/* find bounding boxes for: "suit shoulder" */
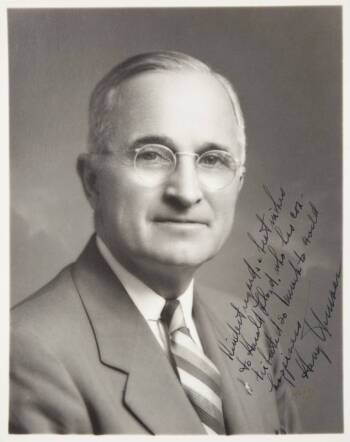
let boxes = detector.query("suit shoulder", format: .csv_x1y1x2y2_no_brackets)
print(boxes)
11,265,84,339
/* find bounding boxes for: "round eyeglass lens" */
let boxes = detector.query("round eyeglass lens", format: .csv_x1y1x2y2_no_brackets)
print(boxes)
134,144,175,186
197,151,237,190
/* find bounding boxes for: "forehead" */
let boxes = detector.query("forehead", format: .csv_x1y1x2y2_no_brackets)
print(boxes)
109,70,241,156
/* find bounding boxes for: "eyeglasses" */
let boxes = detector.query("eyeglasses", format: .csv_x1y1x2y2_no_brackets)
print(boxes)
133,144,245,191
94,143,245,191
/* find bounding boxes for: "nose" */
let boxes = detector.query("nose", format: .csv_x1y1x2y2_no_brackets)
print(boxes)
164,154,203,208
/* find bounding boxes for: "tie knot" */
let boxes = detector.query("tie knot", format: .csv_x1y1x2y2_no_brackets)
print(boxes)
161,299,187,334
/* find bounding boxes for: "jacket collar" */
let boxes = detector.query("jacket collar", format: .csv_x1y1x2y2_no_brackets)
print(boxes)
71,236,206,434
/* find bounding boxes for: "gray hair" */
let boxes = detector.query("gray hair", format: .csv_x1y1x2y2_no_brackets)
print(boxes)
88,51,246,161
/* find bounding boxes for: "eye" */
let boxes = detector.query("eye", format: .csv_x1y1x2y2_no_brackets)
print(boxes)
135,144,173,169
138,150,160,161
199,151,232,169
202,154,220,166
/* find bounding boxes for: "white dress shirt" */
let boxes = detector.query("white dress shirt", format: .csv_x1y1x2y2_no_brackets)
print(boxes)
96,236,203,353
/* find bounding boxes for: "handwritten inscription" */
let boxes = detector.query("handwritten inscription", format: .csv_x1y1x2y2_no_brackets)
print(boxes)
295,345,331,380
220,184,341,394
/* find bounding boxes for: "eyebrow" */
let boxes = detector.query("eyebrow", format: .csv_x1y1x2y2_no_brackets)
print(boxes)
129,135,233,154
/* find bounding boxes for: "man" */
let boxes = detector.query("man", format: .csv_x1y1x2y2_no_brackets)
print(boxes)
10,51,300,434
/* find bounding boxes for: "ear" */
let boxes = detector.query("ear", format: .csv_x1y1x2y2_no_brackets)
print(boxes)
77,153,100,210
237,166,246,192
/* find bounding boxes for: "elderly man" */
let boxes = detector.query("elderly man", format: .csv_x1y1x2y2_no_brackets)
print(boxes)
10,51,300,434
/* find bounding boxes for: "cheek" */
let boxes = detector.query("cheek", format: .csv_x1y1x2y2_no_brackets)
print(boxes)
210,191,239,240
217,209,235,243
98,174,153,232
212,191,237,222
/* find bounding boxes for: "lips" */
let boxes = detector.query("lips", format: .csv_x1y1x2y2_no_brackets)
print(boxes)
154,217,209,226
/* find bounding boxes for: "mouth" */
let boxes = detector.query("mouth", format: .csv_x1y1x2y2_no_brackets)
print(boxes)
153,217,209,230
154,217,209,225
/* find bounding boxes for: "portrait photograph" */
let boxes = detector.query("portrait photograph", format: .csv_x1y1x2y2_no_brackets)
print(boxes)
2,1,344,439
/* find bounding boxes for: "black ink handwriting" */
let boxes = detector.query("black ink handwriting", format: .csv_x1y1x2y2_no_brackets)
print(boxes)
295,345,331,379
302,201,319,246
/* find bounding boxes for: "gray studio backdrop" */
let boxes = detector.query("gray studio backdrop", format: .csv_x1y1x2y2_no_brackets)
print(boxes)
9,7,342,433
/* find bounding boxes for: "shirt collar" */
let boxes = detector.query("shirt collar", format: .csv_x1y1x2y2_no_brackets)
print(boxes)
96,236,194,324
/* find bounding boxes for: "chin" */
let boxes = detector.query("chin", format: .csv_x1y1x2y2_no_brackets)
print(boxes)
149,244,216,268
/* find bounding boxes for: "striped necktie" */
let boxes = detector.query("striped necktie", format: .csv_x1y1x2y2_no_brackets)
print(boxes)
161,299,226,435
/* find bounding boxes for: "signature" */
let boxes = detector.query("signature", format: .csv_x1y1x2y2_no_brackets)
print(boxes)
219,184,341,394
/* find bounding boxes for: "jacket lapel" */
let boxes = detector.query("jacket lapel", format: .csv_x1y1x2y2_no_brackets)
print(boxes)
71,237,205,434
193,290,262,434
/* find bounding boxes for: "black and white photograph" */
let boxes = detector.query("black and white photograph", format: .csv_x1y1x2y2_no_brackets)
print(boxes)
4,1,344,437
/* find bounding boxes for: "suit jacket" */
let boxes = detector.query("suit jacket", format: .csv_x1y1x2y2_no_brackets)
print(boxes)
10,236,301,434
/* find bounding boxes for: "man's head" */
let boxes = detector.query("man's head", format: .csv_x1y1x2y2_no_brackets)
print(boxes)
78,51,246,289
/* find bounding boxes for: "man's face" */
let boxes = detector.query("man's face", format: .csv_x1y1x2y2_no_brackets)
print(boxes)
87,70,244,274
